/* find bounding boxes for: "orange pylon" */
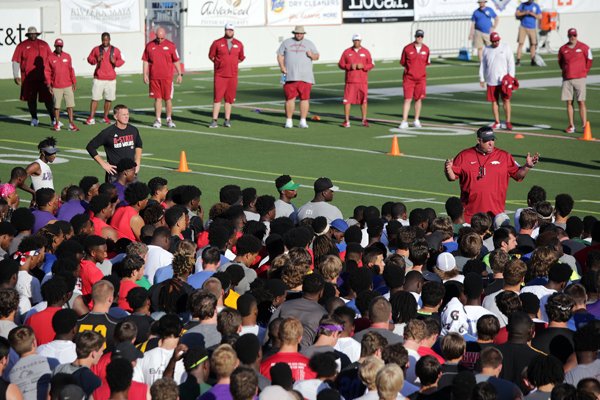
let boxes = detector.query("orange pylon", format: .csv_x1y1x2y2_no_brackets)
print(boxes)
387,135,403,156
177,151,191,172
579,121,594,141
514,133,525,139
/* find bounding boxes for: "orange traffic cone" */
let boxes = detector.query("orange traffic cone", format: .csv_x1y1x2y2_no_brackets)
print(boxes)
177,151,191,172
579,121,594,141
514,133,525,139
387,135,403,156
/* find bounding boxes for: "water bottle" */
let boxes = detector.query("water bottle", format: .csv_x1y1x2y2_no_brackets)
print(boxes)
280,73,287,85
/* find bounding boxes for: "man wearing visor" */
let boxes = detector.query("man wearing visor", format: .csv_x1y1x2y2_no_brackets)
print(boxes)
274,175,301,223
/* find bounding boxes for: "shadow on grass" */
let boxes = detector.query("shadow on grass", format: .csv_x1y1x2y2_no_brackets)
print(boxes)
514,155,600,171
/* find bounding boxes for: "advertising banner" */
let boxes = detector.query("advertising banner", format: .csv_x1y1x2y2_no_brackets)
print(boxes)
343,0,414,23
1,9,41,63
187,0,266,27
61,0,141,33
267,0,342,26
414,0,600,20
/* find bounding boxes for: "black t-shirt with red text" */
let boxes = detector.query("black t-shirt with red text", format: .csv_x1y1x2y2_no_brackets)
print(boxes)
86,124,143,166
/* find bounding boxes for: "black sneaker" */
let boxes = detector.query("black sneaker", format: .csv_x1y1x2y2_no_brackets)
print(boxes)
530,59,537,66
516,59,521,66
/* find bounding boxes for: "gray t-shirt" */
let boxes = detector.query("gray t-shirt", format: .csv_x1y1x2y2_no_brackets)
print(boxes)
564,359,600,386
277,38,319,84
297,201,343,223
184,323,222,349
9,354,55,400
270,297,328,348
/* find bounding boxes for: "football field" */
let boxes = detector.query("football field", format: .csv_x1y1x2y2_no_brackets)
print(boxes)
0,51,599,219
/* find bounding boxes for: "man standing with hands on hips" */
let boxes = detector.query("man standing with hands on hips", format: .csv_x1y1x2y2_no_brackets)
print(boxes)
86,104,143,183
208,23,246,129
444,126,539,224
142,27,183,129
338,34,374,128
277,26,319,129
469,0,498,62
85,32,125,126
479,32,515,130
558,28,593,134
399,29,430,129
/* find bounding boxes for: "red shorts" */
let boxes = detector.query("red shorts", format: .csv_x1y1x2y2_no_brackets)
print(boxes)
403,78,426,100
284,81,312,101
214,75,238,103
149,79,173,100
343,83,368,105
20,76,52,102
487,85,510,102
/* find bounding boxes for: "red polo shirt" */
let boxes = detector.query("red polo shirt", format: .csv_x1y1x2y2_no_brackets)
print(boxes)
142,39,180,80
451,146,520,223
26,306,62,345
338,46,374,84
208,37,245,78
558,41,593,80
12,39,53,80
45,51,76,89
400,43,430,81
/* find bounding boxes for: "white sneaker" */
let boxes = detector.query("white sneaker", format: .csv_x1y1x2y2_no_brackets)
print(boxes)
299,119,309,129
152,120,162,128
413,120,422,128
399,121,409,129
166,119,176,128
284,119,293,129
30,118,39,127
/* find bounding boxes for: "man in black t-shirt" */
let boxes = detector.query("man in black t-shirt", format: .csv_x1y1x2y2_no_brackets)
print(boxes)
86,104,143,182
76,280,118,350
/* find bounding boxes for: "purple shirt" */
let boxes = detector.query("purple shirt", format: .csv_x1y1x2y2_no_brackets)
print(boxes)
57,199,86,222
587,300,600,318
114,182,126,203
32,210,56,234
198,384,232,400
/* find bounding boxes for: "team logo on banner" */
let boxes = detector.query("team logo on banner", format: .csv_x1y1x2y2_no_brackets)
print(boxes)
272,0,285,12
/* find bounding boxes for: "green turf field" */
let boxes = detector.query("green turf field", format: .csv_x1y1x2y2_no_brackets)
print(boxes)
1,51,599,220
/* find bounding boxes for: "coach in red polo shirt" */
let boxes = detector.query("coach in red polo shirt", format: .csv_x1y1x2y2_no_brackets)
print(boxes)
338,34,374,128
399,29,430,130
208,23,246,129
142,27,183,129
558,28,593,134
444,126,539,223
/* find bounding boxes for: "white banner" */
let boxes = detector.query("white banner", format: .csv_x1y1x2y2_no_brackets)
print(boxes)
267,0,342,26
187,0,266,26
414,0,600,20
61,0,141,33
1,9,42,63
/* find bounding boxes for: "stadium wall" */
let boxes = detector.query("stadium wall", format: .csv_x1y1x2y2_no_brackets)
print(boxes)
0,1,598,80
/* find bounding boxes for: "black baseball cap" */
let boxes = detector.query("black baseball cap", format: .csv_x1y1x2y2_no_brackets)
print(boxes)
415,29,425,37
477,126,496,142
314,177,339,193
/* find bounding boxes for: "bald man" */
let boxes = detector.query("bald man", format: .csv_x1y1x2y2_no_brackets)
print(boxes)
142,27,183,129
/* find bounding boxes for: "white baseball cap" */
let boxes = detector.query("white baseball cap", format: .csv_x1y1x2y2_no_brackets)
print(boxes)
436,252,457,272
224,23,235,30
352,34,362,41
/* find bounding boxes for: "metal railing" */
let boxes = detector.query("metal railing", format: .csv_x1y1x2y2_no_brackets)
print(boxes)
411,16,472,57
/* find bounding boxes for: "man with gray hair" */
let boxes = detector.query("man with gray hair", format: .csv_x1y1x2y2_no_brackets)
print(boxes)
277,25,319,129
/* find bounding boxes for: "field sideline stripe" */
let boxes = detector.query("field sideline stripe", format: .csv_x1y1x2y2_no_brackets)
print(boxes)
1,141,598,214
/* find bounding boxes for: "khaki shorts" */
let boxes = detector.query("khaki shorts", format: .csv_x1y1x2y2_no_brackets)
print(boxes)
473,30,491,49
92,79,117,101
518,26,537,45
561,78,587,101
53,86,75,109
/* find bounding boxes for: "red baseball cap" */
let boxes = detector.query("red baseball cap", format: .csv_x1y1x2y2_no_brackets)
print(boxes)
568,28,577,37
490,32,501,42
54,38,64,47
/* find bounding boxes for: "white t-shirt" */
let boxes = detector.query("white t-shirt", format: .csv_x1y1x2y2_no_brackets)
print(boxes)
334,337,361,364
145,245,174,283
464,305,494,336
479,42,515,86
520,285,556,322
16,271,42,317
37,340,77,364
133,347,185,386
